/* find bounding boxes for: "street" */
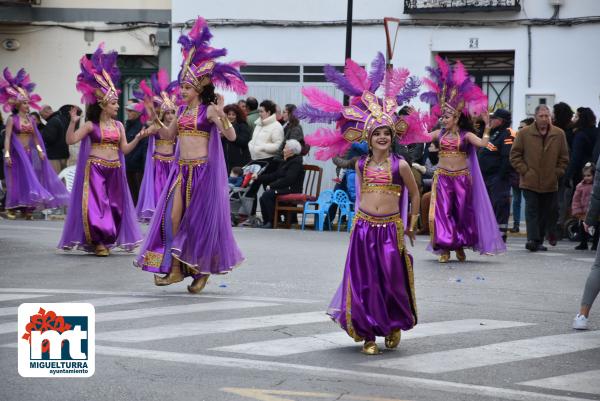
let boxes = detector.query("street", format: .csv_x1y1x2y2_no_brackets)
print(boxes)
0,219,599,401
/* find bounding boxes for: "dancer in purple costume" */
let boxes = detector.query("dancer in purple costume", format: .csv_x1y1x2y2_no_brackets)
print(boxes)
133,69,179,223
421,56,506,263
1,68,69,219
57,44,146,256
301,53,429,354
134,17,247,293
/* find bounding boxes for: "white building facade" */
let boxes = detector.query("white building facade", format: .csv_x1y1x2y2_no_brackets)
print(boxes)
171,0,600,190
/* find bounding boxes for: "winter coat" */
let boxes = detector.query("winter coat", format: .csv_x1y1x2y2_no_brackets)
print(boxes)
566,127,599,185
510,123,569,193
222,120,251,172
248,114,284,161
246,110,259,134
41,105,71,160
124,117,147,172
572,181,593,217
257,154,304,195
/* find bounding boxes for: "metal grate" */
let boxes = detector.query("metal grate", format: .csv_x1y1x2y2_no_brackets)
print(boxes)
404,0,521,14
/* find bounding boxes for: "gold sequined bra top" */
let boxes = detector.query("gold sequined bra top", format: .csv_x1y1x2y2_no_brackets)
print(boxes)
439,130,467,157
177,106,210,138
91,121,120,150
360,156,402,196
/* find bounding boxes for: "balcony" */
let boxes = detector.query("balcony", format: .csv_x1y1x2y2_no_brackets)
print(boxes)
404,0,521,14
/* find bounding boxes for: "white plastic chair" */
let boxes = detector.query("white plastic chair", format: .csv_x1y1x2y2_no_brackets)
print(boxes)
57,165,77,193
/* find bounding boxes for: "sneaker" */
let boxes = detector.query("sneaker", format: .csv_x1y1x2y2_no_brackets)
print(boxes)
572,314,588,330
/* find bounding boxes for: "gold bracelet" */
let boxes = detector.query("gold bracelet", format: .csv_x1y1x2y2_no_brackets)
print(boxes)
36,144,43,153
409,214,420,232
220,116,233,131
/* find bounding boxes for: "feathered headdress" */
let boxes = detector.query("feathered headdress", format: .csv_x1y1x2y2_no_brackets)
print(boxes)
76,43,121,106
420,55,488,119
178,17,247,95
298,52,430,160
0,68,42,112
133,69,180,125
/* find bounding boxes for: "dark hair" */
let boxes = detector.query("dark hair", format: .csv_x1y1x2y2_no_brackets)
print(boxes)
553,102,573,130
200,83,217,106
458,113,475,133
85,103,102,124
285,104,299,127
520,117,535,126
397,106,411,116
237,99,247,107
246,97,258,111
583,162,595,177
575,107,597,130
223,104,247,124
259,100,276,115
231,166,243,176
30,112,41,124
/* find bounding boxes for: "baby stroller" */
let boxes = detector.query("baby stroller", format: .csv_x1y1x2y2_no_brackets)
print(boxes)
229,160,269,227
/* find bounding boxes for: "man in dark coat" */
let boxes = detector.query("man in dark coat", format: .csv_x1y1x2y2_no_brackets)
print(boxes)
479,109,513,242
124,100,147,204
42,104,76,174
256,139,304,229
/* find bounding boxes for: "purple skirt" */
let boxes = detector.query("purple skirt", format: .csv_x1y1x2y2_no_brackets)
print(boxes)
137,152,175,222
327,210,417,342
429,168,478,252
83,157,127,248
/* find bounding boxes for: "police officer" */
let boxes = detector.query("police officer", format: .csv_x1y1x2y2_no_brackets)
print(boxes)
479,109,513,242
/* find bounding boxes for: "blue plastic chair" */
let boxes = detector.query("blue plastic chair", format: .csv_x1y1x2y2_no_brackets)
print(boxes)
333,190,355,232
301,190,334,231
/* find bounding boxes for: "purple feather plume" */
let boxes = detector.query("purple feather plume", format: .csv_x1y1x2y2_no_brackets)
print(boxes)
396,76,421,105
323,65,362,97
368,52,386,93
296,104,341,124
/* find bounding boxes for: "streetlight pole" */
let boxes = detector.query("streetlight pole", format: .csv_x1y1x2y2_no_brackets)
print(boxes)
344,0,353,106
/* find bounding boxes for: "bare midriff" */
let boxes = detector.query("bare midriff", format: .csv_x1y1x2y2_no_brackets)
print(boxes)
359,161,401,215
359,192,400,215
155,136,175,155
178,135,208,160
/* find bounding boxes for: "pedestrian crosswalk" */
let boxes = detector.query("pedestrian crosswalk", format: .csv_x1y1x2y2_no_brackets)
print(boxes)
1,288,599,399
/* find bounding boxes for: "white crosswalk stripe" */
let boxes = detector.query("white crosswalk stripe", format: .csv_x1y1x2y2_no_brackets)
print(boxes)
97,311,330,342
0,296,158,317
519,369,600,395
211,319,534,357
361,330,600,373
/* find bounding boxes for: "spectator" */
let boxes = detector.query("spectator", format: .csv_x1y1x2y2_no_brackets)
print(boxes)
245,99,285,219
277,104,304,160
237,99,248,114
41,104,75,174
566,107,599,187
554,102,575,150
510,104,569,252
256,139,304,229
553,102,575,239
572,158,600,330
222,104,251,172
479,109,513,241
40,105,53,122
510,117,534,233
415,141,439,234
246,96,259,133
30,111,45,132
572,163,598,250
124,99,147,204
228,166,244,189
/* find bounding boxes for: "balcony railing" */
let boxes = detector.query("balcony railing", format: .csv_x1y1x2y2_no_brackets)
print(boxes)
404,0,521,14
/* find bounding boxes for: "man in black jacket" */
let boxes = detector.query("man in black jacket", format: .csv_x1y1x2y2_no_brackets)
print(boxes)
256,139,304,229
42,104,76,173
479,109,513,241
124,100,147,204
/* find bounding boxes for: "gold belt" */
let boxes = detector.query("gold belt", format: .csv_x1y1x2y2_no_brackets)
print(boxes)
179,130,209,138
439,151,467,158
88,157,121,168
178,158,207,167
436,168,470,177
355,210,402,226
92,143,119,150
153,154,175,162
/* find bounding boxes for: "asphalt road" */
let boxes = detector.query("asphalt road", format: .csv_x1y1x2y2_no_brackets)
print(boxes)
0,219,598,401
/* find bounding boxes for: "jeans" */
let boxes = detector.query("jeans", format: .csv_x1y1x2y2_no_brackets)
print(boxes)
512,186,522,226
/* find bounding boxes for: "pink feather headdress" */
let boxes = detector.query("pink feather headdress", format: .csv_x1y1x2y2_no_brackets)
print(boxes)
178,17,247,95
76,43,120,106
132,69,180,125
298,52,429,160
0,68,42,112
420,55,488,119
